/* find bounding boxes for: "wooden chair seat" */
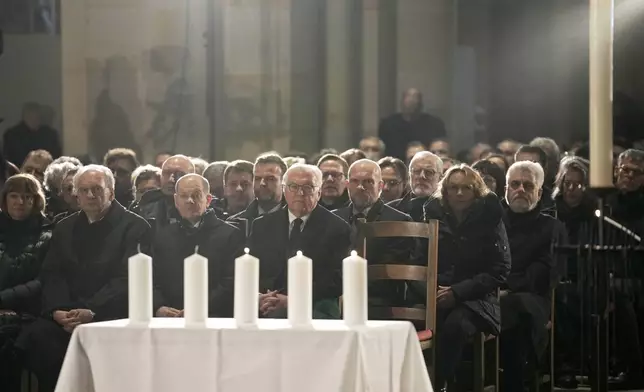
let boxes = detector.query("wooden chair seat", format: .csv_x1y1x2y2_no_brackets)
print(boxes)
418,329,433,350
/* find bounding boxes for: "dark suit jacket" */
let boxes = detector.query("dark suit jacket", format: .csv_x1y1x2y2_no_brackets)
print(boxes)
333,200,420,307
152,209,244,317
387,192,428,222
248,205,351,302
40,201,151,321
227,198,286,239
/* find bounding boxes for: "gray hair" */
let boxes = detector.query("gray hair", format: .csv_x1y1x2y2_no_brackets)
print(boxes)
507,161,545,189
409,151,444,173
191,157,209,175
51,156,82,167
283,163,323,187
530,137,560,161
617,148,644,166
73,164,115,192
44,161,82,192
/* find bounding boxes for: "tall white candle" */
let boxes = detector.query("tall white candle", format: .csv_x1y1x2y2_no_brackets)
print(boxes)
184,247,208,326
288,251,312,326
589,0,614,188
343,251,368,326
234,248,259,326
128,247,152,324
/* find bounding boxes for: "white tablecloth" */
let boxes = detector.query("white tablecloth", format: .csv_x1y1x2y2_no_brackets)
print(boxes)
56,318,432,392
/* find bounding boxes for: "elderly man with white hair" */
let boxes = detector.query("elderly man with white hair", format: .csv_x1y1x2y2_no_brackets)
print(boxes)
500,160,562,391
16,164,151,392
388,150,443,221
248,163,351,319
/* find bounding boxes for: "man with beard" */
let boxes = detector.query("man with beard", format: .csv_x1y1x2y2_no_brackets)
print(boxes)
248,164,350,319
388,151,442,221
153,174,244,318
16,165,151,392
333,159,418,308
103,148,139,207
316,154,350,210
221,160,255,218
131,154,195,230
500,161,559,391
228,154,286,238
514,145,556,216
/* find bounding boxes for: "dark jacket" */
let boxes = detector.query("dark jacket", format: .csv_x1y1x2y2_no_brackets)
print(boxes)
387,192,428,222
2,122,62,167
40,201,151,320
129,189,180,233
423,193,511,334
0,214,53,314
333,199,420,307
319,189,350,211
248,205,351,302
227,198,286,238
152,209,244,317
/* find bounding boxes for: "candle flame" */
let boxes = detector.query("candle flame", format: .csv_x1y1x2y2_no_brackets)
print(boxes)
244,247,250,254
296,250,303,256
351,250,357,257
595,209,601,218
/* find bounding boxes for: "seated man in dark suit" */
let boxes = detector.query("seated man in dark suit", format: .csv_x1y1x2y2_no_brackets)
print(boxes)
249,164,351,319
228,153,287,238
333,159,418,308
130,154,195,230
501,161,558,391
387,151,442,222
153,174,245,318
16,165,151,392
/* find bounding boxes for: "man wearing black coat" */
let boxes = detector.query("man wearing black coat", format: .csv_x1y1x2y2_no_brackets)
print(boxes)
501,161,560,391
387,151,442,222
153,174,244,318
249,164,351,319
228,153,287,238
16,165,151,392
333,159,418,308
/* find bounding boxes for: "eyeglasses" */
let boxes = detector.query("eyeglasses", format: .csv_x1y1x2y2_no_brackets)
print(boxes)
285,183,317,195
322,171,345,181
411,168,438,178
77,186,106,196
508,180,536,192
383,179,402,188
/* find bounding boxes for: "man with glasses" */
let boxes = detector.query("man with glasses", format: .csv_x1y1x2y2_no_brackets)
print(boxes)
228,154,287,238
316,154,350,210
152,174,244,318
17,165,151,392
248,164,350,319
130,154,195,230
388,151,442,221
500,161,560,391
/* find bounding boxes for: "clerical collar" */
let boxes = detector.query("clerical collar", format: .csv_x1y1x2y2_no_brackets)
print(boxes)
288,210,310,230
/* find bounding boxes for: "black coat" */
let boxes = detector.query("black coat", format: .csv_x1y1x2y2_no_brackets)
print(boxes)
248,205,351,301
0,214,52,314
378,112,446,162
39,201,151,320
333,199,420,307
319,189,350,211
129,189,180,233
227,199,286,239
2,122,62,167
423,193,511,334
387,192,428,222
152,210,244,317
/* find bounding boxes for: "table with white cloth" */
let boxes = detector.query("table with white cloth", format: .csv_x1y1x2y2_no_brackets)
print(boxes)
55,318,432,392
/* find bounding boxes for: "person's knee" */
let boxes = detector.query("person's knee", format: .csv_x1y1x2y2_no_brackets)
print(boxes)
441,308,478,341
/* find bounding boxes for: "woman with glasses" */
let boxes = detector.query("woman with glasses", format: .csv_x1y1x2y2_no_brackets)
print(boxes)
0,174,53,392
421,164,510,390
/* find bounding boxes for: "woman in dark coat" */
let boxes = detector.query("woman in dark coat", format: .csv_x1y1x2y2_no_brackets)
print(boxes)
0,174,53,391
423,164,511,390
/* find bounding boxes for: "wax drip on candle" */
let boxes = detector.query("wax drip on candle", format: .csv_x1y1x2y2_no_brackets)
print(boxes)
244,247,250,255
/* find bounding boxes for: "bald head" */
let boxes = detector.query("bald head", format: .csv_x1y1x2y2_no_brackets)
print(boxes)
161,155,196,195
347,159,383,211
349,159,382,181
175,173,210,194
174,174,212,223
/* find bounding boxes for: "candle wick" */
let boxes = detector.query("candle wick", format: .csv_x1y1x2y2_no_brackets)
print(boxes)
137,243,141,254
194,245,199,254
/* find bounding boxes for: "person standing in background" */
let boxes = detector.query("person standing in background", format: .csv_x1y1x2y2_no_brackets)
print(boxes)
3,103,61,167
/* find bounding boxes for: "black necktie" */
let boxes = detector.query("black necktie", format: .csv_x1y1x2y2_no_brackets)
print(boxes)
350,213,366,248
289,218,303,255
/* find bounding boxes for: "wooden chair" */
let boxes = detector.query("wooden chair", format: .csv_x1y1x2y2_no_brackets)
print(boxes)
471,291,500,392
356,220,439,380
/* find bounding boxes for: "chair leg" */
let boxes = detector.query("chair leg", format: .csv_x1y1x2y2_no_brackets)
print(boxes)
495,336,500,392
473,333,485,392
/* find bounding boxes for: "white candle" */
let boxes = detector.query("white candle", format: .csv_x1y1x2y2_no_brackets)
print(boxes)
184,247,208,326
589,0,614,188
234,248,259,326
343,251,368,326
128,247,152,324
288,251,312,326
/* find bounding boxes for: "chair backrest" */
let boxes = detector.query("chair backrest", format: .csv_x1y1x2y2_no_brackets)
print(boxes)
356,220,439,334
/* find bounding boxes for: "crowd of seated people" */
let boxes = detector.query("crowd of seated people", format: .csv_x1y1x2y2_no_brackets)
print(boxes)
0,130,643,392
